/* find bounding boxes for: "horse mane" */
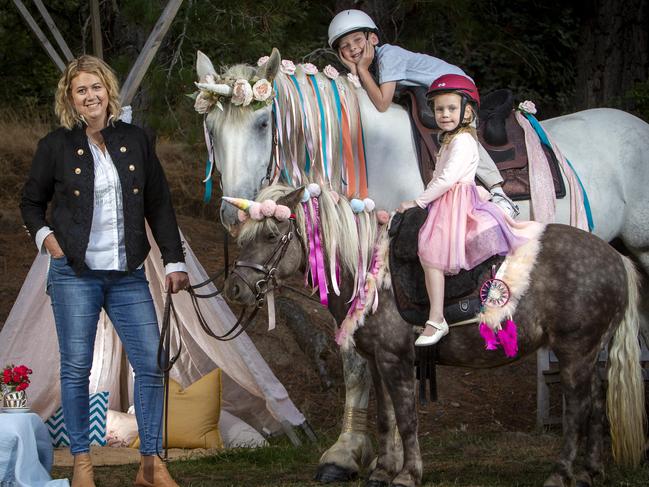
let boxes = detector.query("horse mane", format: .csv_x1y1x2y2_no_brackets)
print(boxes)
237,183,379,288
214,61,366,197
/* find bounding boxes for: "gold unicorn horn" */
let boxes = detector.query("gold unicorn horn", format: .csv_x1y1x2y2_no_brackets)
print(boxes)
222,197,254,211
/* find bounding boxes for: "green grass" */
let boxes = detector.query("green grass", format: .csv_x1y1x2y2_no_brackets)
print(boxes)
51,430,649,486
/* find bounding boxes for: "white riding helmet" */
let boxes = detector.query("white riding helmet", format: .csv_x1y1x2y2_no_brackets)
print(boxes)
328,9,378,48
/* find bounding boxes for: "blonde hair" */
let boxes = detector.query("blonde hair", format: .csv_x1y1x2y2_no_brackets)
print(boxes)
55,55,121,129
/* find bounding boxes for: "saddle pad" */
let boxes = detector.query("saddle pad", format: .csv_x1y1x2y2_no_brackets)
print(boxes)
389,208,504,326
397,87,566,202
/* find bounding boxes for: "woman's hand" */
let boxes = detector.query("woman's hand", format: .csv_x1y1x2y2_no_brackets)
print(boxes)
338,48,357,75
165,271,190,294
397,200,417,213
357,42,375,71
44,233,65,258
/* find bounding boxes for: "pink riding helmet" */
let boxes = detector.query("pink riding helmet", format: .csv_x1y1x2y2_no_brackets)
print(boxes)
426,74,480,107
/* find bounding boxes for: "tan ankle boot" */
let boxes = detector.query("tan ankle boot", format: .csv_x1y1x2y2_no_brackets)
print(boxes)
134,455,179,487
71,453,96,487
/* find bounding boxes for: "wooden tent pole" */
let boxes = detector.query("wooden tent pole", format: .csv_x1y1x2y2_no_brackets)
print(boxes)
33,0,74,62
90,0,103,59
12,0,66,72
119,0,184,106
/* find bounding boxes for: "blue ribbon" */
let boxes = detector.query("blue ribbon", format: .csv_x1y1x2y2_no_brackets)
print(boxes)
523,112,594,231
309,74,329,179
203,157,212,203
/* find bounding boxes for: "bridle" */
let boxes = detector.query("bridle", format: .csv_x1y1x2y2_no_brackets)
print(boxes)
231,217,305,309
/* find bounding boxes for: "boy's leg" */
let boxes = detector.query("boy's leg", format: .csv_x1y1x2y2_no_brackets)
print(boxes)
476,144,520,218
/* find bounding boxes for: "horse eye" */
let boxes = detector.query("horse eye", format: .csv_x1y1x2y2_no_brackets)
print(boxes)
258,119,269,130
267,232,278,242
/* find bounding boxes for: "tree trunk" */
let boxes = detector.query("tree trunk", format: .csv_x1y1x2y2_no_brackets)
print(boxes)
574,0,649,110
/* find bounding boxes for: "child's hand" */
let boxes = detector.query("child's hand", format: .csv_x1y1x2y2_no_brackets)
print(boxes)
397,200,417,213
338,48,357,75
357,42,375,71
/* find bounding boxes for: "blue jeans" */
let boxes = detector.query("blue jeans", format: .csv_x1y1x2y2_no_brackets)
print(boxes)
47,256,163,455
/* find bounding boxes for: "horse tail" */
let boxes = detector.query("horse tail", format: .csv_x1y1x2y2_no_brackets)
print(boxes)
606,255,647,466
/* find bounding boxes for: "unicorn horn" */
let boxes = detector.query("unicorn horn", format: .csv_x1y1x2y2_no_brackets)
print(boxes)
222,196,254,211
195,82,233,96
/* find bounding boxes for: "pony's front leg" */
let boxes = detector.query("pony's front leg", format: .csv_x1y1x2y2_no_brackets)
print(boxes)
365,359,404,487
315,346,374,483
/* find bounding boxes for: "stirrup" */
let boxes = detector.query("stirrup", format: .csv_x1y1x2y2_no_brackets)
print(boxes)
415,320,448,347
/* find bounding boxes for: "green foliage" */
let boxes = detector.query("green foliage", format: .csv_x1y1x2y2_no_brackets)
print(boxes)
626,80,649,121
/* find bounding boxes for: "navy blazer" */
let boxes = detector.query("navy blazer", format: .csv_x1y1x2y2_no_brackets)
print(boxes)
20,120,185,275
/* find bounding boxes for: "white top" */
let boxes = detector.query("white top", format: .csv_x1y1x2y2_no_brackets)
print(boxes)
35,140,185,275
376,44,470,88
415,132,479,208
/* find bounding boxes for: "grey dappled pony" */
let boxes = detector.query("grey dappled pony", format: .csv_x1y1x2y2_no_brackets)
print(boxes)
224,184,646,487
196,49,649,482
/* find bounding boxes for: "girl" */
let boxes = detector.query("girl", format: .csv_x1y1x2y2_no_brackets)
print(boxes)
396,75,536,346
328,9,519,218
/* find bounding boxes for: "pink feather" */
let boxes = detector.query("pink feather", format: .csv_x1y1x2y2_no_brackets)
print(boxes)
479,322,499,350
498,319,519,357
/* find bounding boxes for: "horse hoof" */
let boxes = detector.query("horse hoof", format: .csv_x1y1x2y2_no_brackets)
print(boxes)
364,480,389,487
314,463,358,483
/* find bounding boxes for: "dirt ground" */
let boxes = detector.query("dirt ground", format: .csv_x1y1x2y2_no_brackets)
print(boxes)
0,205,545,439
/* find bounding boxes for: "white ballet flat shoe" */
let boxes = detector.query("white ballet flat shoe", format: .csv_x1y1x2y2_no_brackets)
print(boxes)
415,320,449,347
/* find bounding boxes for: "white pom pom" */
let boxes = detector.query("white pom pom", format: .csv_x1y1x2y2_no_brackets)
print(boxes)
363,198,375,212
300,189,311,203
306,183,321,197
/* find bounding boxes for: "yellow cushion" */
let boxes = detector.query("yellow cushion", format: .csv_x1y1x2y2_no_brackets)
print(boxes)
131,369,223,449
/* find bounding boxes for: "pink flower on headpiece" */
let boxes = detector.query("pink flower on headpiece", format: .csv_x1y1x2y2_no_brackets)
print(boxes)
280,60,296,75
324,65,339,80
518,100,537,115
347,73,361,89
257,55,270,66
252,79,273,102
301,63,318,76
232,79,253,106
260,199,277,217
194,91,213,114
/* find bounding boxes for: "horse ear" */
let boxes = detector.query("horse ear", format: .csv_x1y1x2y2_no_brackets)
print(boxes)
196,50,217,80
257,48,281,83
277,186,305,210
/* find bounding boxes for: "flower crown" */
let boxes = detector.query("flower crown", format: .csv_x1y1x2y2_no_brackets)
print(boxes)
194,73,275,114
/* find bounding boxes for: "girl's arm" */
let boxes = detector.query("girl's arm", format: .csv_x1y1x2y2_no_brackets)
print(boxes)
415,136,475,207
357,43,395,112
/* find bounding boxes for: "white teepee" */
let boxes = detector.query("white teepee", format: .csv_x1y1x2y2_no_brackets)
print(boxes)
0,227,306,440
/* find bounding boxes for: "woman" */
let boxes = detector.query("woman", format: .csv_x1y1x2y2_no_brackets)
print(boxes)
20,55,188,487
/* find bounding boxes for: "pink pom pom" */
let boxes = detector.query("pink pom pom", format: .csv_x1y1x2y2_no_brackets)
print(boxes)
260,199,277,217
330,191,340,204
249,202,263,220
363,198,375,212
237,210,248,222
274,204,291,221
376,210,390,225
307,183,321,197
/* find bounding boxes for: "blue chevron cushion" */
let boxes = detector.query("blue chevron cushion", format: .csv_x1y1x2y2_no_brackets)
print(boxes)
45,391,109,447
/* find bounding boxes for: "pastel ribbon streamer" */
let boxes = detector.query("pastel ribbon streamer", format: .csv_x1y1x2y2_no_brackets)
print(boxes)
514,112,555,223
523,113,593,231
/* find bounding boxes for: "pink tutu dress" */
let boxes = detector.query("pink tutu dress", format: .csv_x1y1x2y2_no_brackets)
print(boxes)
417,132,538,274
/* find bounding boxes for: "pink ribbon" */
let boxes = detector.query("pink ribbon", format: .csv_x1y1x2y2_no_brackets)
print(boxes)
515,112,555,223
303,199,329,306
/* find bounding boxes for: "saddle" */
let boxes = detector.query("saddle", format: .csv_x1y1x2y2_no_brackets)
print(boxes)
388,207,504,326
397,87,566,200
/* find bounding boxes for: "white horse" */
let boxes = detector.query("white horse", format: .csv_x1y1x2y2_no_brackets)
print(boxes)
195,49,649,482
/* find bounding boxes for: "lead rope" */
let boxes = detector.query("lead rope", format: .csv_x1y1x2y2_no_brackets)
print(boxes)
156,289,182,462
